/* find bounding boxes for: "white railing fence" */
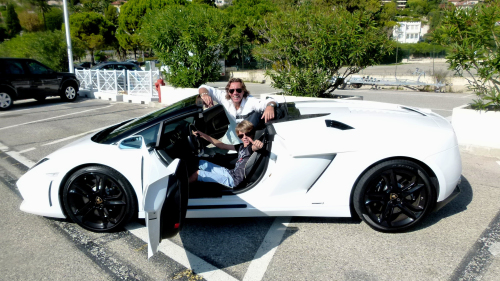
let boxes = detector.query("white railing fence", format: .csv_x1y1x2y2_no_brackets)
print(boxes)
75,69,160,97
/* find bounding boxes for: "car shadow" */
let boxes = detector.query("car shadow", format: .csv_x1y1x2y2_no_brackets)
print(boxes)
7,97,91,112
412,174,473,232
170,216,297,279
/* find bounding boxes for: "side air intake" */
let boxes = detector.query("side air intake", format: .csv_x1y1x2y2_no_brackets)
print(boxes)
325,120,354,130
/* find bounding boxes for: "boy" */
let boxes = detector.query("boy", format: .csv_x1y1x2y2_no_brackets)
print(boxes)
189,120,264,188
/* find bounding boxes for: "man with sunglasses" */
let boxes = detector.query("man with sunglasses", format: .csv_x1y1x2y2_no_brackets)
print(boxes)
198,78,278,144
188,120,264,188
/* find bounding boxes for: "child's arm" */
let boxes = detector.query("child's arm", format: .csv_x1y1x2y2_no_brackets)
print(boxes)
194,131,236,151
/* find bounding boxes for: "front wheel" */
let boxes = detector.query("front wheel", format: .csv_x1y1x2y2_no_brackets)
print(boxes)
353,160,435,232
60,83,78,102
62,166,137,232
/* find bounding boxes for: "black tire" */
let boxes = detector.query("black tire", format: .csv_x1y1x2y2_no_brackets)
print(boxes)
62,166,137,232
0,90,14,110
60,82,78,102
34,96,47,102
353,83,362,89
353,160,435,233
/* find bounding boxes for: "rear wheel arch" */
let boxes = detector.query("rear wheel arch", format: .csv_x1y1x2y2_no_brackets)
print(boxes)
349,157,439,221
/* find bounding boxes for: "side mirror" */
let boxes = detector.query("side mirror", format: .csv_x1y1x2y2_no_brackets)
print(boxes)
119,136,143,149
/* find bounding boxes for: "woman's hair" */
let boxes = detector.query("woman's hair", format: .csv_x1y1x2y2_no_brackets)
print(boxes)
225,78,250,100
235,120,254,136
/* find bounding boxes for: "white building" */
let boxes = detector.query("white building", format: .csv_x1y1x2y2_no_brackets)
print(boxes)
393,22,422,44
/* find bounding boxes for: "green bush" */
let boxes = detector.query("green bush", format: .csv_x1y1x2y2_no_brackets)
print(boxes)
435,3,500,111
141,4,230,88
253,3,392,97
0,30,71,71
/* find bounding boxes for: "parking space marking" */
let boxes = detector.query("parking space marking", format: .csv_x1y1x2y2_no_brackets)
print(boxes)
243,216,291,281
18,147,36,154
41,126,108,146
0,104,114,131
126,223,238,281
497,161,500,167
5,150,35,168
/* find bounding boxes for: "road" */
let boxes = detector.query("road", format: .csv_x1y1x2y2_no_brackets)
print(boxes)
1,89,499,281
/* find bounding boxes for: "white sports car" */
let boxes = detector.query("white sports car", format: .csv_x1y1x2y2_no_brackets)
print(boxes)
17,96,462,257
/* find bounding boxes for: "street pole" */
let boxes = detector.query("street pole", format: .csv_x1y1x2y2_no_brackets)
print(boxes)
62,0,74,73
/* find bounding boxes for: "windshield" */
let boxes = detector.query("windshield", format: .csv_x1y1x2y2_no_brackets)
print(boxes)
92,95,201,144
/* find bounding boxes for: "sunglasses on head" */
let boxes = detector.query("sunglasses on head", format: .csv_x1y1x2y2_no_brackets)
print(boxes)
228,88,243,94
237,132,253,139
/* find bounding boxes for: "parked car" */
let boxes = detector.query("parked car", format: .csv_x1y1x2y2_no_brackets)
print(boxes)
17,95,462,257
0,58,80,110
74,62,93,70
91,61,142,71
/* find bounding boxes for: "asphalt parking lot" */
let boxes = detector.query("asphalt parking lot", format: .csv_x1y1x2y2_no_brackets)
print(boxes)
0,87,499,281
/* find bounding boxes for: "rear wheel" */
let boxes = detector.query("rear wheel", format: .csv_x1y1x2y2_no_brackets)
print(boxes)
62,166,137,232
353,160,435,232
0,90,13,110
60,83,78,102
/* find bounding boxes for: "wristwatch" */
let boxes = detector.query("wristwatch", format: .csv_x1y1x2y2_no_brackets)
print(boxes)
267,103,275,107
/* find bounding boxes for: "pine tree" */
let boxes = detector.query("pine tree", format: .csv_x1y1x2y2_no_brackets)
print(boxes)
5,4,22,38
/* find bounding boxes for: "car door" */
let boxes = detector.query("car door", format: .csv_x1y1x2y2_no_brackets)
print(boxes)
136,123,189,258
25,60,60,97
1,60,31,98
198,104,230,140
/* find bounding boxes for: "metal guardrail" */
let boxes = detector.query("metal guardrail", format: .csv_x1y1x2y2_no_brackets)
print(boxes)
75,69,160,97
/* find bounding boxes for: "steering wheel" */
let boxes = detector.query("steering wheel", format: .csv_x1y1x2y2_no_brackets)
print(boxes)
187,124,202,155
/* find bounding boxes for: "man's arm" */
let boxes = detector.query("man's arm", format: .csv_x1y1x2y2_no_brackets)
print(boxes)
198,85,224,107
194,130,235,151
260,98,277,123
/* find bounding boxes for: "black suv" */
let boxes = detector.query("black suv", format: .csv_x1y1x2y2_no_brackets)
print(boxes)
0,58,80,110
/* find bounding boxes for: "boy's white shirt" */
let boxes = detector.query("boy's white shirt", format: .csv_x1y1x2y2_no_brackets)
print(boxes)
199,85,277,145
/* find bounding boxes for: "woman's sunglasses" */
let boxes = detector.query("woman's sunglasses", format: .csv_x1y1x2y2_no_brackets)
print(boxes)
238,132,253,139
228,88,243,94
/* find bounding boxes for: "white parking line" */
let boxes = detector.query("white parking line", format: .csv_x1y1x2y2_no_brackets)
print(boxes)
126,223,238,281
243,217,291,281
5,150,35,168
497,161,500,167
18,147,36,154
0,104,114,131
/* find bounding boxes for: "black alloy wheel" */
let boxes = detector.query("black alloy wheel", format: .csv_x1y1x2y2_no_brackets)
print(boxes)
353,160,435,233
63,166,137,232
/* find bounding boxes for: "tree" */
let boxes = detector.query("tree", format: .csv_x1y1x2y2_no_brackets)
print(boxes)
69,12,115,64
0,30,84,71
18,11,44,32
5,3,22,38
434,3,500,111
104,5,119,26
80,0,110,14
223,0,278,69
117,0,189,57
253,3,392,97
29,0,51,29
46,7,64,31
0,26,7,43
141,4,230,87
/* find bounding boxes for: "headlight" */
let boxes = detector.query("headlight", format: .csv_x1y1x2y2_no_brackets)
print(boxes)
29,158,49,171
